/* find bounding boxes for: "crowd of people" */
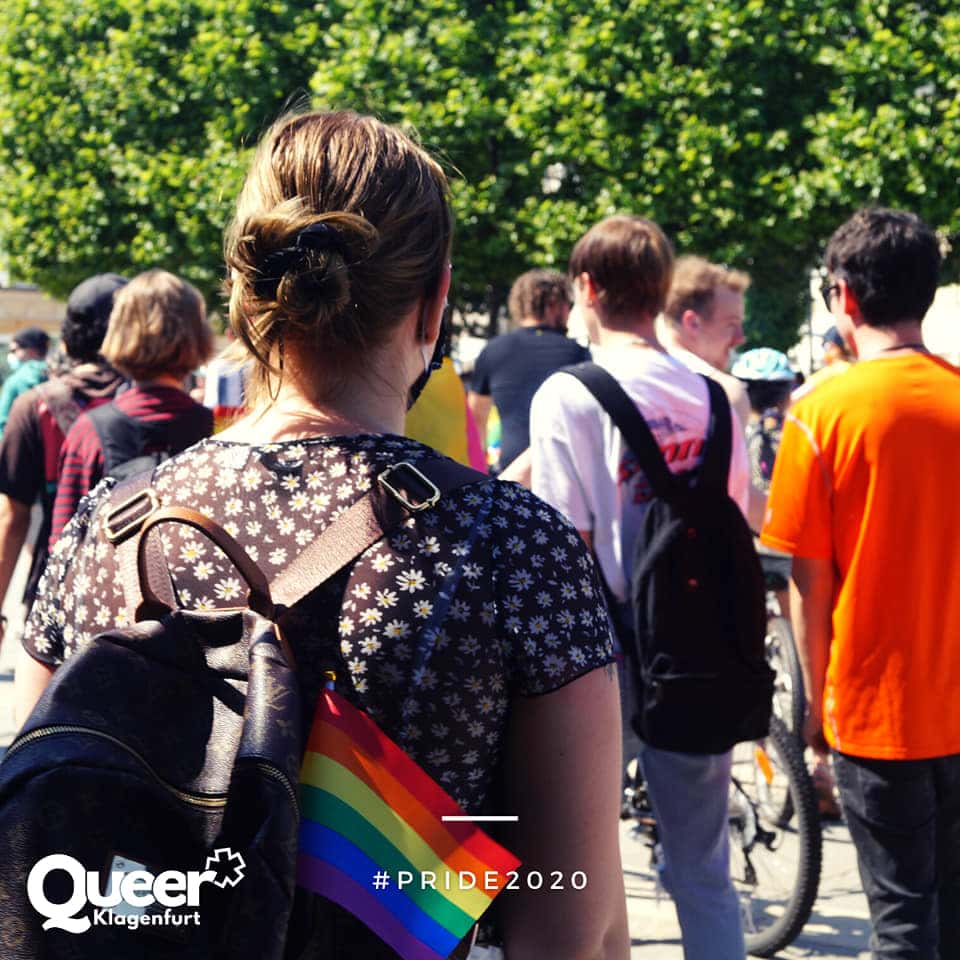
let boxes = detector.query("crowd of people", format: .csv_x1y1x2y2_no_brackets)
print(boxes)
0,108,957,960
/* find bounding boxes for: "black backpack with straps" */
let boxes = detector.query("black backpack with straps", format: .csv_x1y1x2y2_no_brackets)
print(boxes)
565,363,773,754
0,458,484,959
86,399,214,481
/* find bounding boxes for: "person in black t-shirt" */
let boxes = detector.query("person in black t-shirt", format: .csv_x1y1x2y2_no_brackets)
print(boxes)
468,270,589,474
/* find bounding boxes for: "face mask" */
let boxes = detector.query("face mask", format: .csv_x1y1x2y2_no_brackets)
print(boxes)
407,316,449,410
6,353,20,371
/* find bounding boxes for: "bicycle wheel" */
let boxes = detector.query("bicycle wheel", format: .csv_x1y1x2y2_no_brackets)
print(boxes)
729,717,822,957
766,615,805,736
765,616,804,824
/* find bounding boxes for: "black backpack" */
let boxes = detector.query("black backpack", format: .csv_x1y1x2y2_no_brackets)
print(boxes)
86,399,214,481
0,459,482,959
565,363,773,754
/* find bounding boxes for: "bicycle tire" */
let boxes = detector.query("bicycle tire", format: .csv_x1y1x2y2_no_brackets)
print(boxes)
765,616,804,824
730,717,822,957
766,615,805,736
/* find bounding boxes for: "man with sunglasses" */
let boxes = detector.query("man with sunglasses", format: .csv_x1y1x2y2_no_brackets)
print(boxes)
761,208,960,958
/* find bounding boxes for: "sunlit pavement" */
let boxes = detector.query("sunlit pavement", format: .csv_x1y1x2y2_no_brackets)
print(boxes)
622,816,872,958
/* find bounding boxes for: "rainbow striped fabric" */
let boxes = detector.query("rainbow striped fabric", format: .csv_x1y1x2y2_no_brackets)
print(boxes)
297,688,520,960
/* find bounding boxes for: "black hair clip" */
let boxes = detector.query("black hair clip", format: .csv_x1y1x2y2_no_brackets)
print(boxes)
293,222,346,254
254,222,347,299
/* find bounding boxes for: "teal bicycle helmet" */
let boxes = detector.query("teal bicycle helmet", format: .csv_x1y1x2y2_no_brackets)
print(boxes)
731,348,795,382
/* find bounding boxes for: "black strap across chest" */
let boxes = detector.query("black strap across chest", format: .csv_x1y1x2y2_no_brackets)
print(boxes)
562,361,732,497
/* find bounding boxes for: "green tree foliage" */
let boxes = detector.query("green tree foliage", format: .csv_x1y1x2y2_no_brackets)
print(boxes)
311,0,533,329
314,0,958,345
0,0,956,347
0,0,321,300
798,3,960,283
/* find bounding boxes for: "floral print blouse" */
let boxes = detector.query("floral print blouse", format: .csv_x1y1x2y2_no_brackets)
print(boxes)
24,434,614,811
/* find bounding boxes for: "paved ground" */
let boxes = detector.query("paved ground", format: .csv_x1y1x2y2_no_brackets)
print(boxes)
0,535,873,958
622,798,872,958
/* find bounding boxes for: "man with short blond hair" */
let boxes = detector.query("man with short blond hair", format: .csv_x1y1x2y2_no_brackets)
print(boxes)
659,255,751,425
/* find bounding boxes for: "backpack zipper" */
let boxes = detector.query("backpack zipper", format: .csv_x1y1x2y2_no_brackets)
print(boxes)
251,759,299,811
5,724,228,810
8,725,300,813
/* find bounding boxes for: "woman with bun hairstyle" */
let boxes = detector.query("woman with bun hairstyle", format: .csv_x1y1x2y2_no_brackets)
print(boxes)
16,111,628,959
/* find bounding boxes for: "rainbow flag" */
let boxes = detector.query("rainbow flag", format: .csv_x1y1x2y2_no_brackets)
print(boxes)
297,688,520,960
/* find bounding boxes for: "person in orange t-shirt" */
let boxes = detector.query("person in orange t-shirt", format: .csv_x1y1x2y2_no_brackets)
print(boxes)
761,208,960,959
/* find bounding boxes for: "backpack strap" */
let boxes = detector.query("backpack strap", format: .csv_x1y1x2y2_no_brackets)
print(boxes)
269,459,484,614
86,401,140,477
697,377,733,493
563,362,678,499
105,469,171,619
107,457,486,624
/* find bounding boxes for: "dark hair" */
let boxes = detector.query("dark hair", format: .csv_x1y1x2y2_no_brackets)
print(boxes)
12,327,49,354
225,110,452,403
744,379,793,415
507,270,570,325
568,215,674,320
61,273,128,362
824,208,940,327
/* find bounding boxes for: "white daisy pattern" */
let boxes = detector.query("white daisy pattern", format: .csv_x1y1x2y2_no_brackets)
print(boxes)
23,434,613,812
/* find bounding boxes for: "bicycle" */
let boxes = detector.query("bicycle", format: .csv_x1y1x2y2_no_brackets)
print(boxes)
622,716,823,957
759,555,805,739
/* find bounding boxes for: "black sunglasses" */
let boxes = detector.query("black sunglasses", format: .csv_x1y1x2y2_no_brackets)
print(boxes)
820,277,840,311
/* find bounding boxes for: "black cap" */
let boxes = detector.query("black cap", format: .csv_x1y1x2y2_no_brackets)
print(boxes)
12,326,50,354
65,273,128,330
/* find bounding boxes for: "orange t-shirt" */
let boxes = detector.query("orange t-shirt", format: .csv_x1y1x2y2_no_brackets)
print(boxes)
761,354,960,760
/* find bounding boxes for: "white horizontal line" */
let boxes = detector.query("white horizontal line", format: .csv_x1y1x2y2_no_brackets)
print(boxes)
441,815,519,822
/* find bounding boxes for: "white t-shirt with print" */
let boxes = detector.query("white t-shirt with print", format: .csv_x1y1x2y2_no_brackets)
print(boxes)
530,345,749,603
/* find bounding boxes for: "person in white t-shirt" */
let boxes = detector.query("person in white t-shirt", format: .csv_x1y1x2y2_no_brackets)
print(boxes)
530,215,749,960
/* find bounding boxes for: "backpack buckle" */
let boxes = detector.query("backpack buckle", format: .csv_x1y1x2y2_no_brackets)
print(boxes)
104,488,161,544
377,462,441,512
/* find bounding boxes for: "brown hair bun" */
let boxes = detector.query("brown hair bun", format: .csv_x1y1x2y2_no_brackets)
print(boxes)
224,110,452,403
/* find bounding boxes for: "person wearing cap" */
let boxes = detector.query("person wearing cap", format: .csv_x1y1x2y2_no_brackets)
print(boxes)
792,325,853,401
0,274,126,652
0,327,50,435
